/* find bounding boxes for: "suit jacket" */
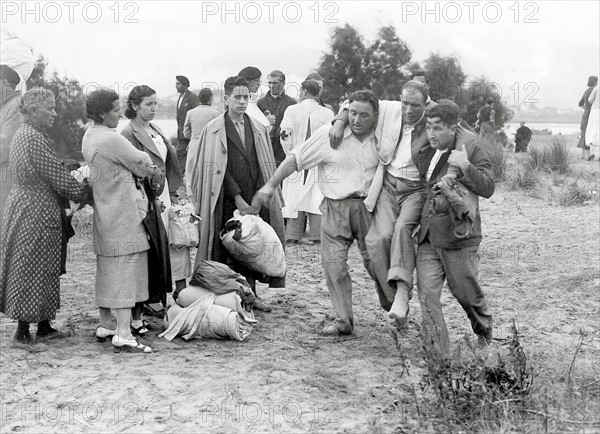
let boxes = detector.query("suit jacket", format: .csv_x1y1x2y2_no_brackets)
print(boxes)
418,128,495,249
120,118,182,204
176,90,199,140
188,112,284,261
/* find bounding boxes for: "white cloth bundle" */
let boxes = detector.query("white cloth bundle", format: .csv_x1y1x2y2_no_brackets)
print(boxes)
220,210,286,277
168,202,201,248
160,286,256,341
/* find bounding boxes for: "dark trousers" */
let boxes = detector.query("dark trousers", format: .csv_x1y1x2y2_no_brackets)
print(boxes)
176,139,190,178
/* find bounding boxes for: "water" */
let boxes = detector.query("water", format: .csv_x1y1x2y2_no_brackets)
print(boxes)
504,122,580,136
118,119,581,139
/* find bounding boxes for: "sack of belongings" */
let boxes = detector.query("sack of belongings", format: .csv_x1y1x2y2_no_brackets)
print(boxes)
168,202,201,248
219,210,286,277
160,286,256,341
158,259,258,341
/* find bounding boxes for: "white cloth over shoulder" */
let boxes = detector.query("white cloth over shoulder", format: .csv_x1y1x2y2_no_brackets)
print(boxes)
0,31,34,89
220,210,286,277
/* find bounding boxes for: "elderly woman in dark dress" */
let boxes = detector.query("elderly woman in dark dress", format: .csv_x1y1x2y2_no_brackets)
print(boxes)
82,89,160,353
0,88,90,344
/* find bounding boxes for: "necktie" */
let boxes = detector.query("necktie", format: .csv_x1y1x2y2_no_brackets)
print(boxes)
236,122,246,149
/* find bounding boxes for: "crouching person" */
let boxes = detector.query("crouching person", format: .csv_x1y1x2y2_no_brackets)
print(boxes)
417,103,494,357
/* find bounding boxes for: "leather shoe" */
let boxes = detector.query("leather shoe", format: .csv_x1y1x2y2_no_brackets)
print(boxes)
321,323,352,336
95,326,115,342
112,335,152,353
253,298,273,312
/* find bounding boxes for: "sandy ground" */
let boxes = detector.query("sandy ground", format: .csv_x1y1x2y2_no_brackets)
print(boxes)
1,144,599,433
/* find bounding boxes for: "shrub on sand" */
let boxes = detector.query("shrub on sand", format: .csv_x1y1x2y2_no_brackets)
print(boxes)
530,137,571,174
480,136,507,182
509,158,539,191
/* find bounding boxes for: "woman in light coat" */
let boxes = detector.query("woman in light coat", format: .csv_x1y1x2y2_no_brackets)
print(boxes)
82,89,159,353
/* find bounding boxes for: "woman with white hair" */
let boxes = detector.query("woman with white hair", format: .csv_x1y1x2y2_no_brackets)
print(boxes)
0,88,90,344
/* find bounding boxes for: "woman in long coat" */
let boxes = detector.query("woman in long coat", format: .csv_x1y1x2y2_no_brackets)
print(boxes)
0,88,89,344
82,89,158,353
120,85,188,319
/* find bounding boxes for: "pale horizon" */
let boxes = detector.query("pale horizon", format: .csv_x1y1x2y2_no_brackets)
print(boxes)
1,1,599,110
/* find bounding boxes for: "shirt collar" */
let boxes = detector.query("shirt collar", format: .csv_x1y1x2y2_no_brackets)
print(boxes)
343,125,376,143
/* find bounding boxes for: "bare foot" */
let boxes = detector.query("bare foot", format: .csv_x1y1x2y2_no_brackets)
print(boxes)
389,287,410,325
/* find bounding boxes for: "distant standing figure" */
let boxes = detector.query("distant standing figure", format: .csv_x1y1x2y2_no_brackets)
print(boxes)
305,72,335,113
184,88,220,198
175,75,199,177
585,83,599,161
476,98,496,139
577,76,598,159
514,121,532,153
257,70,297,166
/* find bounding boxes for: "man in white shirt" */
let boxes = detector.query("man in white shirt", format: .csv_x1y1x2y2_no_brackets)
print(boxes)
256,90,380,335
279,79,334,243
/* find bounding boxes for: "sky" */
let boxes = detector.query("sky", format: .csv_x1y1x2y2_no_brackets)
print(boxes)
1,0,599,109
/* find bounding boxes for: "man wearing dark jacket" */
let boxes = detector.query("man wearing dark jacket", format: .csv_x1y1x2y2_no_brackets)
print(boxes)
257,70,296,166
417,103,494,357
175,75,199,176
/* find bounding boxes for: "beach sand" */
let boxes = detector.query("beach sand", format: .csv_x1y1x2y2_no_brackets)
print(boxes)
1,135,598,432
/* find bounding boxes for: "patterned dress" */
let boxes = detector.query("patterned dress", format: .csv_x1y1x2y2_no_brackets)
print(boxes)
0,121,89,322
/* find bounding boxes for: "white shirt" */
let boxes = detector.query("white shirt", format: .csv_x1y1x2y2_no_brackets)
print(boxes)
426,149,448,181
292,124,379,200
387,124,420,180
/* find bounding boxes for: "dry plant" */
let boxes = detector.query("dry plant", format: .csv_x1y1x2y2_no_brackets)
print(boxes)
509,158,539,191
415,319,534,432
530,137,571,174
480,136,507,182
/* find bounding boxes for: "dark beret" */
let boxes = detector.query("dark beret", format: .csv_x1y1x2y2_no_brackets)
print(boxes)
237,66,262,81
176,75,190,87
0,65,20,85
